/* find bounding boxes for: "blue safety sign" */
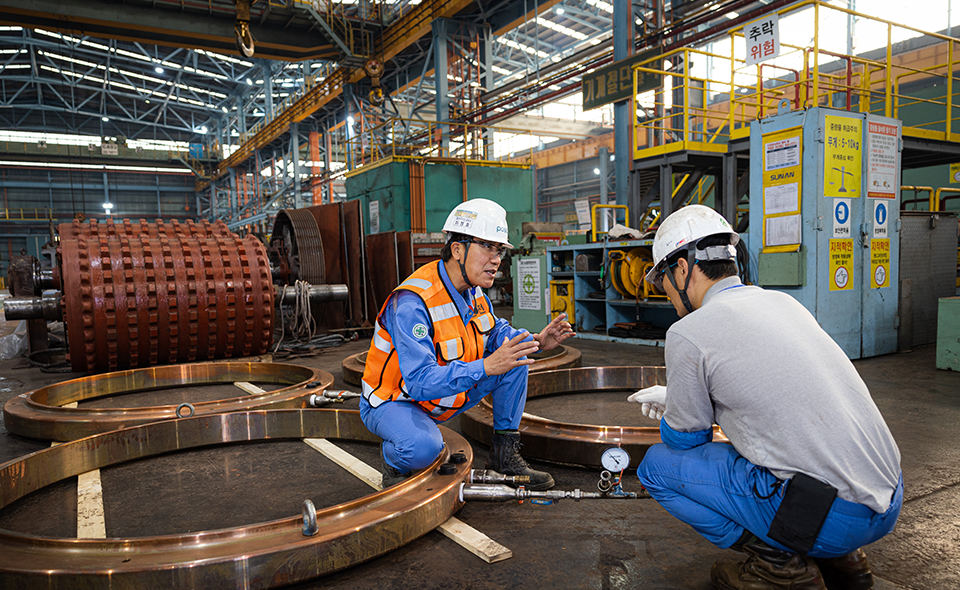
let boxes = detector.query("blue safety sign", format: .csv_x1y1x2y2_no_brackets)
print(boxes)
833,198,852,238
835,201,849,224
875,202,887,225
873,200,889,239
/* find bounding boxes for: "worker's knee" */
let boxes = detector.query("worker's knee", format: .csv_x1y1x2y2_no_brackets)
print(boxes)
636,443,671,491
391,432,444,472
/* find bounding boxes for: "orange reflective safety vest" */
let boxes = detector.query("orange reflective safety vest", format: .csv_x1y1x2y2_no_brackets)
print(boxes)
361,260,496,421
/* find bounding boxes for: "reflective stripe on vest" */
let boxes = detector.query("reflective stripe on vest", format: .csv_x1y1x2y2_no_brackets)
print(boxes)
360,260,495,421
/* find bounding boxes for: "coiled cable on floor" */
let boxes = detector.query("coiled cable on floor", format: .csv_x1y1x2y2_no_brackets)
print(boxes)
274,280,317,353
26,347,73,373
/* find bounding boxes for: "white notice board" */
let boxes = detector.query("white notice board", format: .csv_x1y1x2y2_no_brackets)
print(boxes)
517,258,542,311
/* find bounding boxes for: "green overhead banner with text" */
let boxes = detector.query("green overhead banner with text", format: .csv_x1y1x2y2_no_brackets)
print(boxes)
582,48,661,111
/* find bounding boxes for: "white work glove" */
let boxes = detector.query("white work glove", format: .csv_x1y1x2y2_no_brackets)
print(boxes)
627,385,667,420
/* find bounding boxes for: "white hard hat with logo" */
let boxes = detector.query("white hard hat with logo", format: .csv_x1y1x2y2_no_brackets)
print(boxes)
644,204,740,286
442,198,512,247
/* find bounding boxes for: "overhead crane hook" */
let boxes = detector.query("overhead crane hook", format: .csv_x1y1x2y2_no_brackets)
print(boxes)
235,0,257,58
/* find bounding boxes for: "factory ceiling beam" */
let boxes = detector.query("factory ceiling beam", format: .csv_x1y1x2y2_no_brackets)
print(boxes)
199,0,478,189
0,1,340,62
0,29,264,141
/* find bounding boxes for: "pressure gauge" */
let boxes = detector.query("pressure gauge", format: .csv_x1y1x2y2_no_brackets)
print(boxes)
600,447,631,472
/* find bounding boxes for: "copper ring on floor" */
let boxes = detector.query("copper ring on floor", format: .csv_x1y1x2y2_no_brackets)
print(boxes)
340,345,583,386
459,366,728,469
3,362,332,441
0,408,472,589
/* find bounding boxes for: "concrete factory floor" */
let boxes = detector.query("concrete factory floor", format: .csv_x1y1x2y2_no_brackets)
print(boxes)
0,309,958,589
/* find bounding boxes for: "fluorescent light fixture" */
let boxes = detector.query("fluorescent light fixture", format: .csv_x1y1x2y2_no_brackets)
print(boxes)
101,117,109,122
556,7,564,14
246,78,253,85
155,66,164,74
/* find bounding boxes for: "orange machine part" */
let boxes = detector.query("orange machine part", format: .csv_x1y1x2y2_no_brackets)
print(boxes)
59,234,274,373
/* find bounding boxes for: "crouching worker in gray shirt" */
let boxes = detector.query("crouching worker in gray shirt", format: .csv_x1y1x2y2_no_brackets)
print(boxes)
629,205,902,590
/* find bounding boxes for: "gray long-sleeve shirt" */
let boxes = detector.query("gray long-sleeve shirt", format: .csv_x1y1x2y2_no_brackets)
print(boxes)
663,276,901,513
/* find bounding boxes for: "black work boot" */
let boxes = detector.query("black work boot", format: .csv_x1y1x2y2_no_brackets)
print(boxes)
486,431,555,491
711,543,826,590
815,548,873,590
380,449,410,489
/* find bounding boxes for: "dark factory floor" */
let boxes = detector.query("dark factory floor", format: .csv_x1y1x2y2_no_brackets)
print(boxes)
0,311,958,590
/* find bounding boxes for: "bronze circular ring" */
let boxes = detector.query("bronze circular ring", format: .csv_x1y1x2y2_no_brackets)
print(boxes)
341,345,582,386
0,408,471,589
3,362,332,441
459,366,728,469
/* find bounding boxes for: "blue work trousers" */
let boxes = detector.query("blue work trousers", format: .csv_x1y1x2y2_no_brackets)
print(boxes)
359,364,528,473
637,442,902,558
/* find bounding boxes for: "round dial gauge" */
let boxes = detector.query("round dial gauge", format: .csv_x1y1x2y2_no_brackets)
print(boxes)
600,447,631,472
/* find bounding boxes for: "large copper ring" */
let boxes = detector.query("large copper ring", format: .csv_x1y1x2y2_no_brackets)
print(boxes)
0,409,471,588
460,366,728,468
3,362,331,441
341,345,582,386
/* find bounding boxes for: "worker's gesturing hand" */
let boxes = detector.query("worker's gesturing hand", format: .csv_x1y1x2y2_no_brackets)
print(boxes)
483,332,539,376
534,312,577,352
627,385,667,420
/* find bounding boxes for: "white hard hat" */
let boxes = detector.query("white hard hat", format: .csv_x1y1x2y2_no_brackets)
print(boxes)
644,205,739,285
442,198,512,247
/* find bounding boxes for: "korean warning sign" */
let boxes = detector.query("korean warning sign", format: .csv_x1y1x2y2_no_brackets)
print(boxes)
824,116,862,198
867,121,898,199
829,239,854,291
744,13,780,66
870,239,890,289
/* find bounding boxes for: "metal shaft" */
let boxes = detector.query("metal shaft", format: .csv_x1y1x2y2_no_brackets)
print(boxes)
308,390,362,407
38,268,56,290
277,284,349,305
2,294,63,321
459,483,605,503
469,469,531,485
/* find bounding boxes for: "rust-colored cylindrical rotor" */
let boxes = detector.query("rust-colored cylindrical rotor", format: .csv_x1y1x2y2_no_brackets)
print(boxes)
0,409,471,589
3,362,331,441
59,233,274,373
460,366,728,468
58,217,233,239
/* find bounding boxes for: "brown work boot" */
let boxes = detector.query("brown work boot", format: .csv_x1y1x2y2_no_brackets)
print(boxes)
815,548,873,590
486,431,555,490
711,543,826,590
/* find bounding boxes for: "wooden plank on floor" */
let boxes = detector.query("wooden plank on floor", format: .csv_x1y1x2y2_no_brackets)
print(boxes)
76,469,106,539
304,437,381,488
55,401,107,539
303,437,512,563
234,381,266,395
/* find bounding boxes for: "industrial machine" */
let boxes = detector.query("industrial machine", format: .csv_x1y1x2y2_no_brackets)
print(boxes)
748,105,901,359
4,217,348,373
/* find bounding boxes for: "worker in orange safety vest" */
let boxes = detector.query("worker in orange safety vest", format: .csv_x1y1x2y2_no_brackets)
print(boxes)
360,198,576,490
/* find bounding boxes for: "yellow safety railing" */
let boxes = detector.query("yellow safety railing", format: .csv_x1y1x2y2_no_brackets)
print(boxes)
591,204,629,242
633,0,960,160
900,185,934,210
637,174,714,231
1,208,54,220
344,118,537,169
934,187,960,212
